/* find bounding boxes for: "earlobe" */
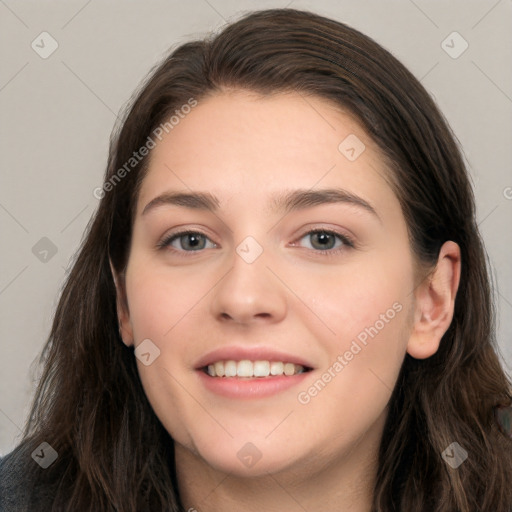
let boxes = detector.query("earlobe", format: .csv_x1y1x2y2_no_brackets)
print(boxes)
109,259,134,347
406,241,461,360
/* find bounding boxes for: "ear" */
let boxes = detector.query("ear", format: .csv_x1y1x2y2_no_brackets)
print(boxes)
407,241,461,359
109,259,134,347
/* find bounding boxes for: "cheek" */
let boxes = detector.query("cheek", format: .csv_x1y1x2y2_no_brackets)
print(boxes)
293,250,413,410
125,263,211,342
293,249,413,345
124,264,209,445
296,278,410,449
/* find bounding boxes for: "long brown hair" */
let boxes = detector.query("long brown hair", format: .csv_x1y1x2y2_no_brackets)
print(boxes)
9,8,512,511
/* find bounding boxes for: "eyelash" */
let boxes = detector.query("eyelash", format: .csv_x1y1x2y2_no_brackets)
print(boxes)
157,228,355,257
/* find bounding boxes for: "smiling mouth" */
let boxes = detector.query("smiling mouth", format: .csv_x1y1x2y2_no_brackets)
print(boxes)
201,359,314,378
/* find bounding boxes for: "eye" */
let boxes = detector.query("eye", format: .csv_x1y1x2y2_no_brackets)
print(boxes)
294,229,354,254
158,230,217,252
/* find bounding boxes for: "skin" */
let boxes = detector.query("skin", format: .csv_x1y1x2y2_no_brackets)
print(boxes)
112,90,461,512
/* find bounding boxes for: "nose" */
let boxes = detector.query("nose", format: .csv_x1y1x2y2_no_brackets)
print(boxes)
209,246,288,326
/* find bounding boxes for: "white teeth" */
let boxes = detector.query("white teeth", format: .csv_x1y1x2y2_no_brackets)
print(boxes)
284,363,295,376
214,361,224,376
253,360,270,377
237,360,253,377
204,360,306,378
270,361,284,375
224,360,237,377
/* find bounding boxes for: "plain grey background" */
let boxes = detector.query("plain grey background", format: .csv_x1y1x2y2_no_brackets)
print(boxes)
1,0,511,456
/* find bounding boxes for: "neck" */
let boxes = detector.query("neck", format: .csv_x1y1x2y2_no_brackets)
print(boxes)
174,413,385,512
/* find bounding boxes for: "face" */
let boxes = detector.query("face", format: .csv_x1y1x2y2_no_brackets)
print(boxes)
116,90,419,478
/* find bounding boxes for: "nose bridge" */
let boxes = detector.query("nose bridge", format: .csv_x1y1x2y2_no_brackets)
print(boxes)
209,235,287,323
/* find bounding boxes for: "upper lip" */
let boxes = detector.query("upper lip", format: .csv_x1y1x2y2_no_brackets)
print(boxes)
194,346,315,370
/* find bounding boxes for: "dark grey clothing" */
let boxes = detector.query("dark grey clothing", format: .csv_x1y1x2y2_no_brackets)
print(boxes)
0,447,56,511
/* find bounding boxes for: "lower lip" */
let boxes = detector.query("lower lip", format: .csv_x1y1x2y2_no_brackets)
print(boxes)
196,369,312,399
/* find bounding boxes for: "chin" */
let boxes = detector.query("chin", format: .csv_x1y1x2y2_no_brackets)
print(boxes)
192,437,301,477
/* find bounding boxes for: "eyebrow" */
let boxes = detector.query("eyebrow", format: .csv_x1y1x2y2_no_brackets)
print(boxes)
142,188,380,222
142,191,220,215
270,188,380,221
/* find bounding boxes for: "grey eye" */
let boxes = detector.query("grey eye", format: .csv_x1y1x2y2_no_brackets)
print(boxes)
162,232,216,251
299,231,345,251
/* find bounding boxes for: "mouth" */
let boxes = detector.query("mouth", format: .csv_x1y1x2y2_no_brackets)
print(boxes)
200,360,314,379
194,347,315,398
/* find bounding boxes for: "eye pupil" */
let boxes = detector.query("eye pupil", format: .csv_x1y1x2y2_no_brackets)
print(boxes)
182,233,205,250
311,232,335,250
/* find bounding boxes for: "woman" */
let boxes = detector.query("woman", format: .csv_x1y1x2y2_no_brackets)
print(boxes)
1,7,511,512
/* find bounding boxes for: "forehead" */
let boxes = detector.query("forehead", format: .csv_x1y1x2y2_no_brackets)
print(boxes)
136,90,397,218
